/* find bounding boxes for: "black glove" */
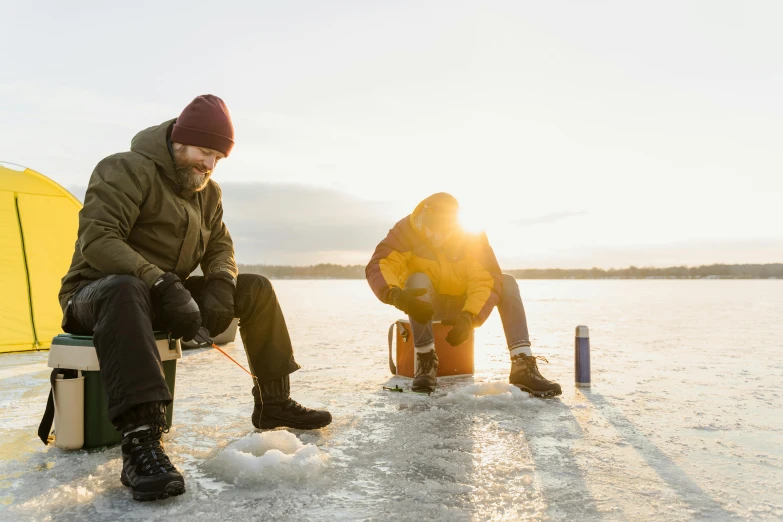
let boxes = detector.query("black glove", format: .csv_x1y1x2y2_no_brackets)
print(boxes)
386,287,434,324
150,272,202,342
444,311,474,346
200,271,236,337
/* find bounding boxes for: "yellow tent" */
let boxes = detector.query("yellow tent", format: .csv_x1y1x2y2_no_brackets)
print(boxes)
1,162,81,353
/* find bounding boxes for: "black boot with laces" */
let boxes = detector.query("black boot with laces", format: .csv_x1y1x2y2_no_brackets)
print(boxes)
509,354,562,398
118,403,184,501
252,376,332,430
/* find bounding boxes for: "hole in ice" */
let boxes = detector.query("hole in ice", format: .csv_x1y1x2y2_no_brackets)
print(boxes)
204,430,328,485
460,381,530,398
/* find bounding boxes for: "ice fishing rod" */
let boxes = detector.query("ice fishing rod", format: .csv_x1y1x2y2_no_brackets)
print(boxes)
382,384,434,396
193,327,261,392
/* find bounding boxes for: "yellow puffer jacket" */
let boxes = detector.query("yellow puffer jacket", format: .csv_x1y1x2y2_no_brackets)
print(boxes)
365,193,502,326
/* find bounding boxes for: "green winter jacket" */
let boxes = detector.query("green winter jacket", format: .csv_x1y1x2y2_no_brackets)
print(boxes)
59,119,237,310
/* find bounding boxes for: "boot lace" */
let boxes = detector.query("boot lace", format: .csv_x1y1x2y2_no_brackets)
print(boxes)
513,354,549,380
129,429,176,476
281,398,314,415
416,351,436,376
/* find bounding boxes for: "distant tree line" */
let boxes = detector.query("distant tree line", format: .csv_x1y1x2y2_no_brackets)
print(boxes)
239,263,366,279
238,263,783,280
504,264,783,279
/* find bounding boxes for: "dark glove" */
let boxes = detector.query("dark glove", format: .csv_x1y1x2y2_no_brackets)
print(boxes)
150,272,201,342
386,287,434,324
443,311,474,346
200,271,236,337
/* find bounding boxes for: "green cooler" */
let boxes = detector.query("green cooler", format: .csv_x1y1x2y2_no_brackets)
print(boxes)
47,332,181,449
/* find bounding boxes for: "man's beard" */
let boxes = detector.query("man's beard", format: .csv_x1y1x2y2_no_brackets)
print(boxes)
172,151,212,196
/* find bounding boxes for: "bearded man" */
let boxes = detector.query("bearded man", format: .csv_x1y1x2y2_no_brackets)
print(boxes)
59,95,331,501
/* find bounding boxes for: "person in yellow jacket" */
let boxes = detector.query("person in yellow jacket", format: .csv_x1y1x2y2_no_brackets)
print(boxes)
366,192,561,396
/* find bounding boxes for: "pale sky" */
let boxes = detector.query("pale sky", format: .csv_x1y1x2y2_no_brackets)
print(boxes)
2,1,781,268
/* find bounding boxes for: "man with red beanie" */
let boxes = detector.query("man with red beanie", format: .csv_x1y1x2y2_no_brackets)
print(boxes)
58,95,331,501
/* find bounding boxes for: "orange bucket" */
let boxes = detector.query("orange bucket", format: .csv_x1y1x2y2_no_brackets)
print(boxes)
387,319,474,377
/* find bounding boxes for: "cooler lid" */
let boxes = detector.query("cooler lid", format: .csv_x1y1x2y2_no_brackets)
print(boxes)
48,333,181,370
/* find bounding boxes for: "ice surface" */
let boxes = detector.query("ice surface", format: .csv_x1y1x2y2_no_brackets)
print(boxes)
1,280,782,521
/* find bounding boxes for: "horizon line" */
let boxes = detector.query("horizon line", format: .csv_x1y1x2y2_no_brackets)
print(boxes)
236,262,783,270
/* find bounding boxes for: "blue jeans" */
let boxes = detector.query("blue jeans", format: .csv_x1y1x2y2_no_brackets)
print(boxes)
405,273,531,350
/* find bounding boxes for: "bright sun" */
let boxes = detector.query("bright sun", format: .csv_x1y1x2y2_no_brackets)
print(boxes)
458,205,488,234
456,201,519,260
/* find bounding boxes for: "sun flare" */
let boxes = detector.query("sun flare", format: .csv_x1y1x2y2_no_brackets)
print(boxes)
458,206,488,234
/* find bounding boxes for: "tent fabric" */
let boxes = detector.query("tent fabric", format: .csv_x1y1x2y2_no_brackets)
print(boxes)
0,163,81,353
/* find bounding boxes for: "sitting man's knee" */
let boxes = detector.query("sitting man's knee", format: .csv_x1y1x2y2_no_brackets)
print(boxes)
502,273,519,292
107,275,149,296
88,275,150,310
237,273,271,291
405,272,431,290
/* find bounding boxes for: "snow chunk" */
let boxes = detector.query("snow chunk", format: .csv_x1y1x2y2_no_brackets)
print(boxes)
204,431,328,485
444,380,534,404
464,381,525,397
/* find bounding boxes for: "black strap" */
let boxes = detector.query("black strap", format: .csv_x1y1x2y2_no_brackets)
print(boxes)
388,322,397,375
38,368,77,445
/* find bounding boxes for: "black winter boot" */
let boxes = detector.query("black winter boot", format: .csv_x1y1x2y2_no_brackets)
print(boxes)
509,354,562,397
252,376,332,430
412,349,438,392
117,402,185,501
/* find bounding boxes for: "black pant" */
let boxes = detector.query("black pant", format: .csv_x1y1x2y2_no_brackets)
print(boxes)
63,274,300,423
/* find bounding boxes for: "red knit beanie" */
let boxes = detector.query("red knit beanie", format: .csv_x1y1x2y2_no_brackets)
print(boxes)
171,95,234,157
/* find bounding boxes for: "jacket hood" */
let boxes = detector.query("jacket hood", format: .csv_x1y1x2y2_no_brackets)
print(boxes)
130,119,178,184
409,192,460,234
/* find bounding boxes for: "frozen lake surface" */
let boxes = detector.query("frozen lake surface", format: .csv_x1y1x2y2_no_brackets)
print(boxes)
1,280,781,521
